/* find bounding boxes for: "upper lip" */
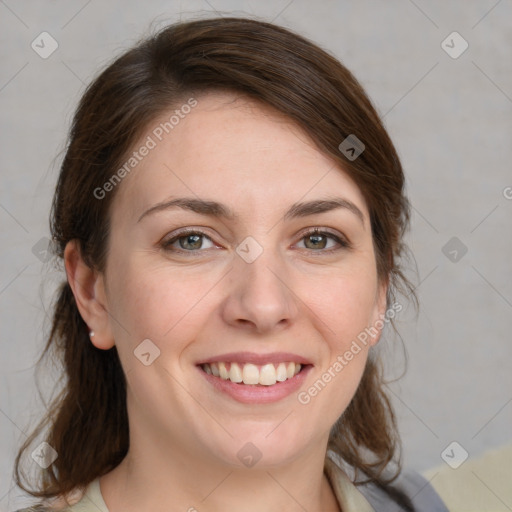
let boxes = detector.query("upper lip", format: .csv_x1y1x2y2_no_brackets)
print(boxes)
197,352,312,366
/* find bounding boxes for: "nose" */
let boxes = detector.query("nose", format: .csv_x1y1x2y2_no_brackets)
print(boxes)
220,250,299,334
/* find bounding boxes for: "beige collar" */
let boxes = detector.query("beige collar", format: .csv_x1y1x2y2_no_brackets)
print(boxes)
324,456,376,512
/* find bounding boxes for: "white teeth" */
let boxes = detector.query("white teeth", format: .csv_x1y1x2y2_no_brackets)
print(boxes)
242,363,259,385
276,362,287,382
218,362,229,380
203,361,303,385
259,364,277,386
229,362,243,383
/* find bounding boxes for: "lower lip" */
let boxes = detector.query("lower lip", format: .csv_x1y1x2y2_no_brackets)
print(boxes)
197,365,312,404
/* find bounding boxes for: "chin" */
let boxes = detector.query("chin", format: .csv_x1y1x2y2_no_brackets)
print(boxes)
206,426,315,470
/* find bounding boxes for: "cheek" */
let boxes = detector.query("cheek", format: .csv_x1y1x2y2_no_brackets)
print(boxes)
300,267,379,349
105,254,222,355
296,272,376,424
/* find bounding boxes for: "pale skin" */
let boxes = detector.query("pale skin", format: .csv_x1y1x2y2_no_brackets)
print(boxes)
65,91,387,512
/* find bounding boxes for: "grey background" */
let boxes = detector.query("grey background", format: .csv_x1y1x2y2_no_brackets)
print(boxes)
1,0,511,509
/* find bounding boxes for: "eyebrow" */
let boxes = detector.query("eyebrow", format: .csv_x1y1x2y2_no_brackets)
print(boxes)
137,196,365,225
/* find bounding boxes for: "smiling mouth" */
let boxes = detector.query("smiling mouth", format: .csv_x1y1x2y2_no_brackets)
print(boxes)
200,361,306,386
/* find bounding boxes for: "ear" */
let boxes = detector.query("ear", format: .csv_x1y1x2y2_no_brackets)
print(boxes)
368,279,389,347
64,239,115,350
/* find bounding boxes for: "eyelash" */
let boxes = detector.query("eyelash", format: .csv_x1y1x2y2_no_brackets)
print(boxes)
160,227,350,255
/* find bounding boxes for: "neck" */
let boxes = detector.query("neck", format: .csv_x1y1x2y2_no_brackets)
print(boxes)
99,433,340,512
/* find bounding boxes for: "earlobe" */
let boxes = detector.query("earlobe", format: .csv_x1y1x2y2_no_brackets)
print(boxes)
64,240,115,350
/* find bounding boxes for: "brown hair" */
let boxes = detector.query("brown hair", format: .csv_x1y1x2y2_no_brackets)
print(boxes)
15,15,415,505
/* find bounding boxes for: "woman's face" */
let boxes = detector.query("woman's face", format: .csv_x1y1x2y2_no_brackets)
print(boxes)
97,91,387,468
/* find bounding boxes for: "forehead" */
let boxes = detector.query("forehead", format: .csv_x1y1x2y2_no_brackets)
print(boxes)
109,91,368,225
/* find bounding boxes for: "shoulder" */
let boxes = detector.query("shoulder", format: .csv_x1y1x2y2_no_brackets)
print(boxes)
325,451,448,512
12,481,93,512
12,499,76,512
357,468,449,512
13,508,55,512
13,506,72,512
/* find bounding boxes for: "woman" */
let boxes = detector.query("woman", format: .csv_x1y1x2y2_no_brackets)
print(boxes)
14,16,448,512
